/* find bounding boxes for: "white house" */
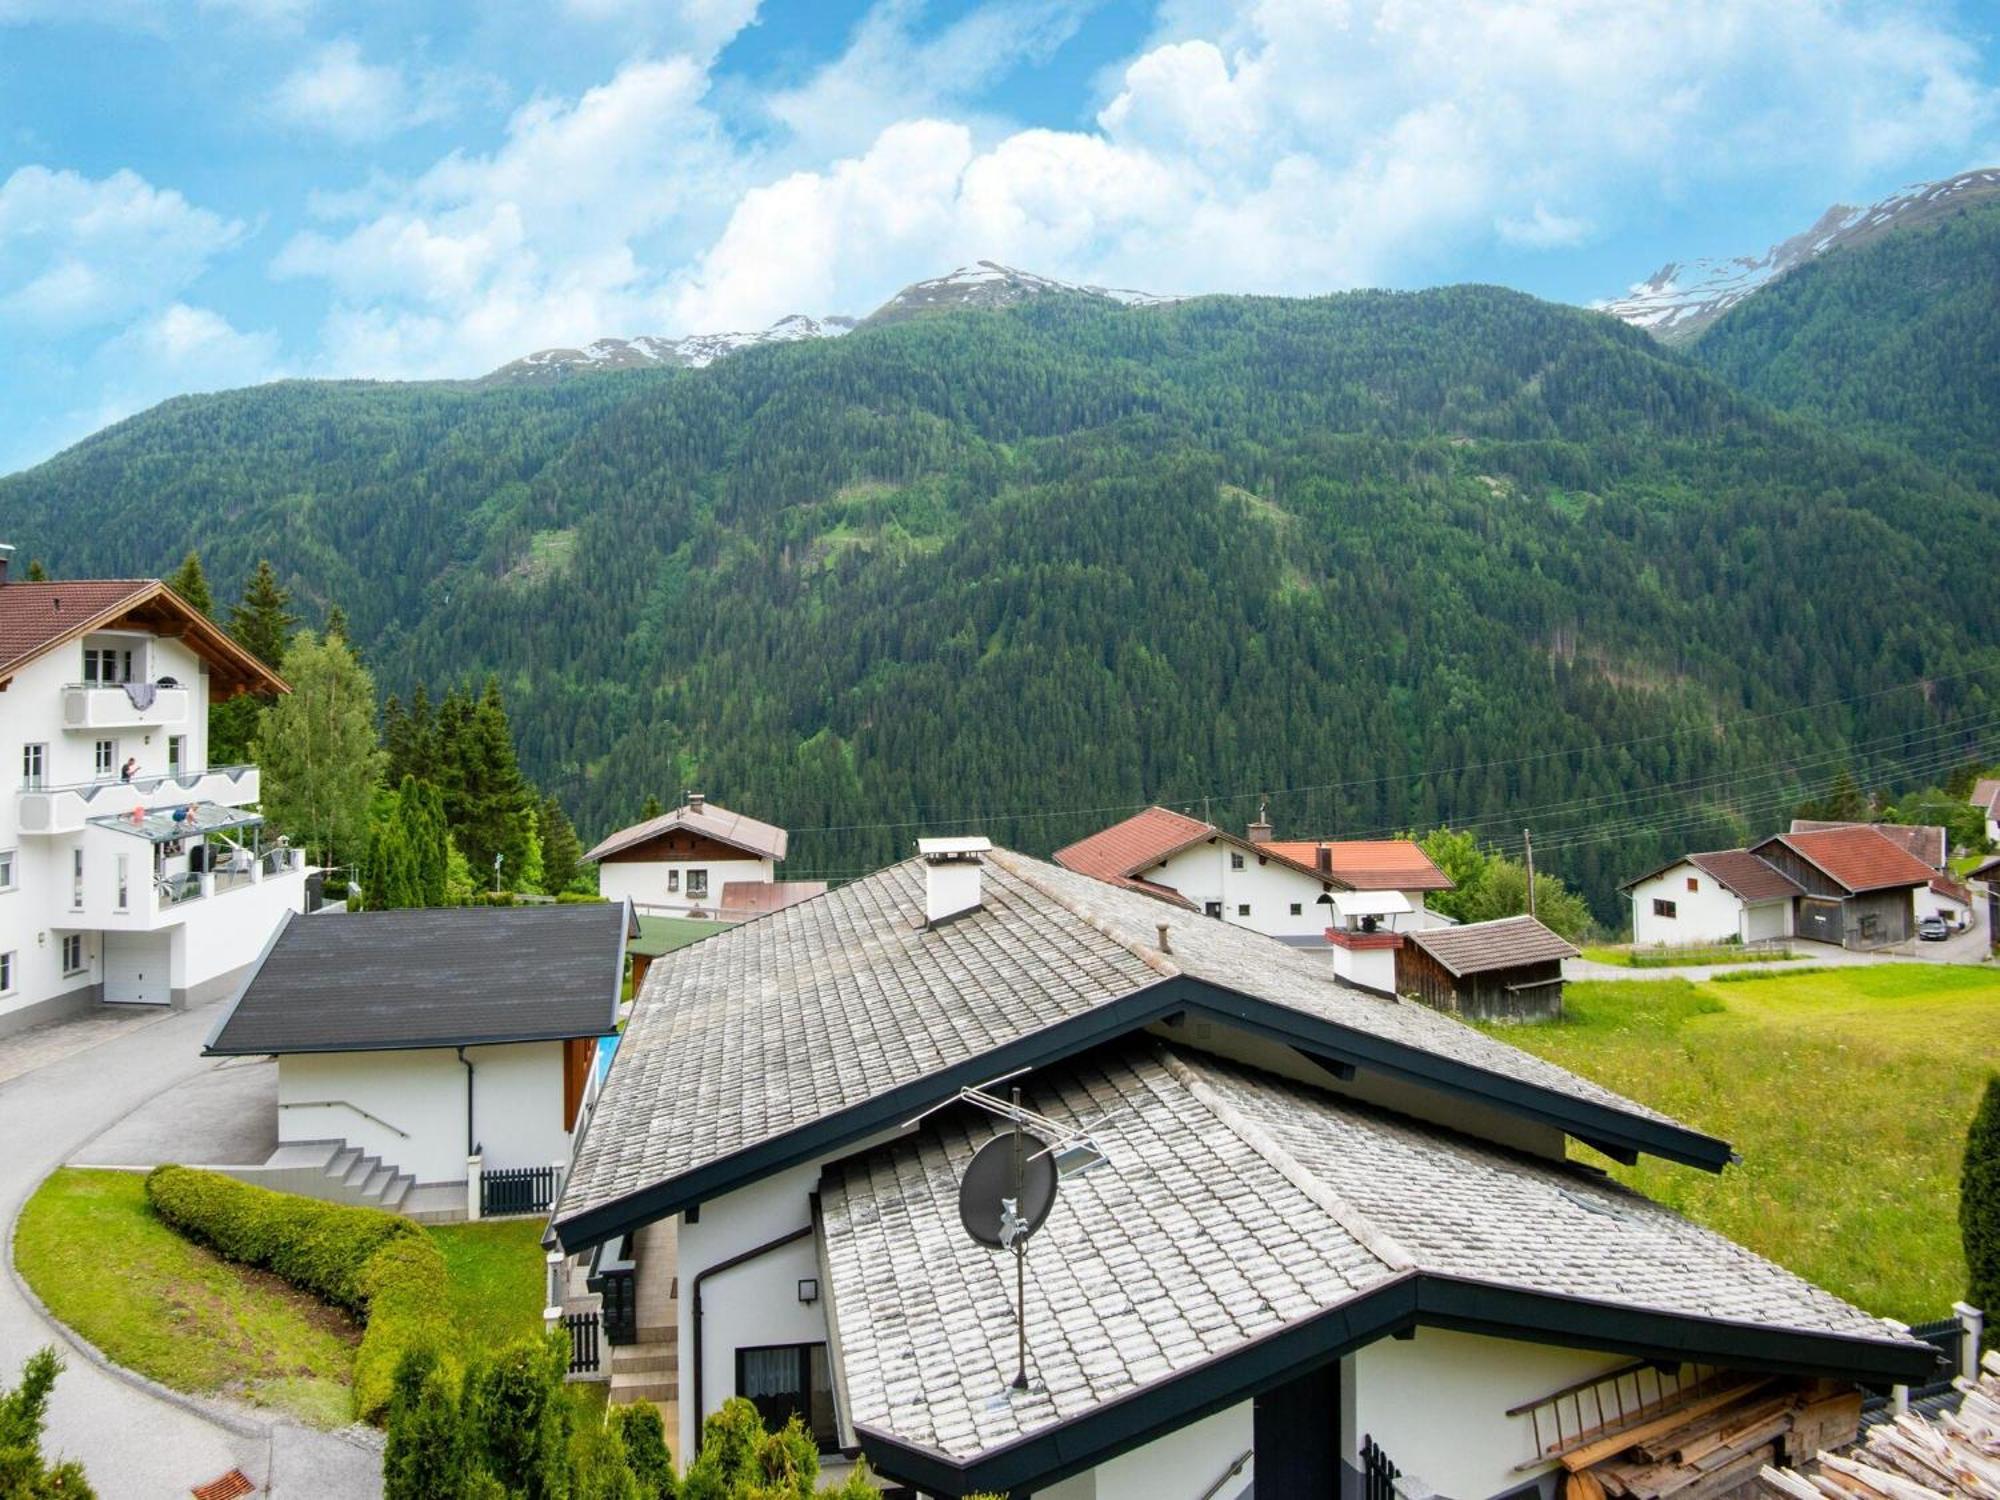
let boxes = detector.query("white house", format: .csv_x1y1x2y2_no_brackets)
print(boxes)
0,555,308,1037
551,841,1932,1498
1053,806,1454,992
205,902,632,1219
1621,849,1802,947
1972,779,2000,846
583,793,823,920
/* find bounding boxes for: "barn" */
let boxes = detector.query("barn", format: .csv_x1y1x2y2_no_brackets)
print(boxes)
1395,915,1578,1022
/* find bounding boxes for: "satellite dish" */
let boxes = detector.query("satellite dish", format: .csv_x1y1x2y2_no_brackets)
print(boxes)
958,1132,1058,1250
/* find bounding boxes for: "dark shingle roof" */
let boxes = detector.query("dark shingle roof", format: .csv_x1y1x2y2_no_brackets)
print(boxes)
205,904,630,1055
1403,915,1578,977
557,849,1702,1241
819,1040,1925,1474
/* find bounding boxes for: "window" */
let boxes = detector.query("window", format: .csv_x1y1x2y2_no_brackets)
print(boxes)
735,1345,837,1452
1289,902,1302,916
115,854,129,912
1204,900,1223,918
82,646,134,684
1686,876,1699,893
0,952,12,995
60,936,83,975
71,849,84,910
1236,903,1251,917
0,850,13,892
1653,898,1677,919
20,744,45,791
94,740,116,779
1229,852,1245,870
667,869,680,894
167,736,185,779
687,869,709,899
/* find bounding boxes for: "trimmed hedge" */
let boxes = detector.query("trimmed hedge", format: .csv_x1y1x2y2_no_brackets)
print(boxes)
145,1164,450,1420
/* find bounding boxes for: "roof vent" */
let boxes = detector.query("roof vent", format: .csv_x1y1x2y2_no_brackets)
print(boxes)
917,836,991,926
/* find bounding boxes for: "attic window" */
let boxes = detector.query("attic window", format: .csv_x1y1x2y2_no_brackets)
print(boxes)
1686,877,1699,893
1230,853,1245,870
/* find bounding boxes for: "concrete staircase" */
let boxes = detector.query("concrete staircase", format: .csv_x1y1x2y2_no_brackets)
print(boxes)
608,1326,678,1408
237,1139,417,1214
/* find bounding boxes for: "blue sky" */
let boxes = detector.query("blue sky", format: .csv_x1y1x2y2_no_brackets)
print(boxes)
2,0,1996,474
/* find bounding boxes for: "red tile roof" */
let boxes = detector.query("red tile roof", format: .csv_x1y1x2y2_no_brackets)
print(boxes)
1928,875,1973,906
1759,826,1937,894
716,880,828,917
1260,839,1455,891
0,579,285,694
1052,806,1213,884
1687,850,1804,903
1789,820,1945,871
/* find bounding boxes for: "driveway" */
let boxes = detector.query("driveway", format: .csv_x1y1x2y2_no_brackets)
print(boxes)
0,1003,380,1498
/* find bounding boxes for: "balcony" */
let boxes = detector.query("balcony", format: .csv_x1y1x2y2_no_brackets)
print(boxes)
60,683,190,731
17,765,260,836
81,843,307,932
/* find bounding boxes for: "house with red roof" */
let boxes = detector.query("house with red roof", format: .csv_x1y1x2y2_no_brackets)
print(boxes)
1052,806,1453,993
1620,849,1805,948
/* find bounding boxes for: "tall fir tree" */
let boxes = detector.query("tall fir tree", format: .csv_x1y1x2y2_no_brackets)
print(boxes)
324,603,350,644
165,550,214,617
638,794,664,821
228,560,299,671
540,795,586,896
442,678,536,889
22,559,47,582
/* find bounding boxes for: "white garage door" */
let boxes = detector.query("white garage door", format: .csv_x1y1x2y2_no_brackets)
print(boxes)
103,933,172,1006
1744,902,1787,943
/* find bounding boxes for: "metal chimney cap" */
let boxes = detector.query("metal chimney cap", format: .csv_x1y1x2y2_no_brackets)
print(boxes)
918,836,992,863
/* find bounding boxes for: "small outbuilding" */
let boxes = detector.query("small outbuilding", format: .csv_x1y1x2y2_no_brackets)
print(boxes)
206,901,633,1219
1396,915,1578,1022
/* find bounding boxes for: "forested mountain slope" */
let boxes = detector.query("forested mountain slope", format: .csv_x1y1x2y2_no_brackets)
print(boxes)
1696,198,2000,492
4,287,1996,919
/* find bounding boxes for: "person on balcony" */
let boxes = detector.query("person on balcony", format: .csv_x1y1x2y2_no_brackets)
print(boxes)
120,757,139,782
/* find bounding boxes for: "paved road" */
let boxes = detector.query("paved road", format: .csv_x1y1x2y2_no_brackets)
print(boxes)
0,1001,380,1498
1566,924,1991,983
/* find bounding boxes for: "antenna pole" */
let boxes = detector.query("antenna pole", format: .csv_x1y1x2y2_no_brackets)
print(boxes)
1523,828,1536,918
1011,1086,1028,1391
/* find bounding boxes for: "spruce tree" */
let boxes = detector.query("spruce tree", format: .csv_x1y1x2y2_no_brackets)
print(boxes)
541,795,586,896
165,550,214,616
639,794,665,821
1963,1074,2000,1331
228,560,299,671
383,1348,463,1500
443,678,535,889
22,560,47,582
324,604,350,644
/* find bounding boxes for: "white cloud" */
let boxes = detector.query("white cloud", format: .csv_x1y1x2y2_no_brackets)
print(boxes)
553,0,759,60
1497,204,1593,250
269,38,484,142
0,165,245,330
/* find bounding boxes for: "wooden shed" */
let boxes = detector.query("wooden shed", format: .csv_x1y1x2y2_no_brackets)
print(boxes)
1396,915,1578,1022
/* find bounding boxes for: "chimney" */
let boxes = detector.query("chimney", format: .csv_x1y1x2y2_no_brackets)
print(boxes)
917,836,991,925
1247,796,1273,844
1316,844,1332,875
686,791,705,814
0,543,13,586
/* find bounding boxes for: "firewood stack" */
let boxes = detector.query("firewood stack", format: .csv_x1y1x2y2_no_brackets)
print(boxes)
1556,1379,1865,1500
1758,1349,2000,1499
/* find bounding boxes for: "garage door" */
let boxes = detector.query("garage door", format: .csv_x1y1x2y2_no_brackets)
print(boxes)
1796,898,1844,947
103,933,172,1006
1744,902,1787,943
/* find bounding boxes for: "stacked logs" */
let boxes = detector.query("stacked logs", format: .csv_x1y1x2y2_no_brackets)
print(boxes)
1758,1350,2000,1499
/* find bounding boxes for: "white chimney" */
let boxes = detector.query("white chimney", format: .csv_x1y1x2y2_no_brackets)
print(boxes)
686,791,705,814
917,836,991,925
0,543,13,586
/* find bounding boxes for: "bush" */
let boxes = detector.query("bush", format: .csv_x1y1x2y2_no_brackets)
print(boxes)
613,1403,676,1499
464,1337,572,1499
556,892,606,904
144,1165,449,1420
1963,1075,2000,1336
384,1348,465,1500
0,1348,93,1498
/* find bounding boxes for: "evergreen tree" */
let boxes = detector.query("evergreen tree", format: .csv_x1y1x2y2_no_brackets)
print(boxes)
325,604,350,644
367,814,419,910
1963,1075,2000,1337
384,685,440,788
639,795,665,821
228,560,299,671
255,629,383,869
611,1404,676,1500
464,1337,573,1500
165,550,214,616
383,1349,464,1500
22,560,47,582
442,678,535,889
0,1348,94,1498
541,795,587,896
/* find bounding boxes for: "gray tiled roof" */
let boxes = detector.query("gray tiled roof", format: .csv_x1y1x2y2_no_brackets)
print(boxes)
1403,914,1579,976
818,1040,1917,1467
558,850,1684,1231
205,903,629,1055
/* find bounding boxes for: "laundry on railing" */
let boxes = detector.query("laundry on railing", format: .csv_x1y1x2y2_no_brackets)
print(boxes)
122,681,159,710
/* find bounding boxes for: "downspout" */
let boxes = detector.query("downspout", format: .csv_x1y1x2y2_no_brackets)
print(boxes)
455,1046,475,1157
692,1223,814,1431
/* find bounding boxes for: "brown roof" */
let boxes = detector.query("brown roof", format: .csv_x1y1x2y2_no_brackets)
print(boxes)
1053,806,1211,881
583,798,789,863
1967,855,2000,883
1754,826,1937,894
0,579,284,696
1261,839,1455,891
715,880,827,917
1686,849,1805,903
1789,819,1945,871
1404,915,1578,977
1973,779,2000,814
1928,875,1973,905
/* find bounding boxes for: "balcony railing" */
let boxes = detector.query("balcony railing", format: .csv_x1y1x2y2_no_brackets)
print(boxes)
158,872,205,907
17,766,260,836
60,684,190,730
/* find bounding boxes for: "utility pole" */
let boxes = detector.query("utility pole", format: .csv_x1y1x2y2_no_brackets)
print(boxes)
1523,829,1536,919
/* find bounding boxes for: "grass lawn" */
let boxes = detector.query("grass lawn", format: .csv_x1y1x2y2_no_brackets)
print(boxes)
1579,944,1795,968
15,1169,357,1426
1493,966,2000,1323
632,915,730,958
17,1171,552,1427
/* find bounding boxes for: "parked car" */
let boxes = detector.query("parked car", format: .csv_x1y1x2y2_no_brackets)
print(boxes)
1917,915,1950,942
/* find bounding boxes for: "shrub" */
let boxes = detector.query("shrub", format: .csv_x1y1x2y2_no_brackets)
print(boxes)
384,1349,465,1500
464,1336,573,1499
0,1348,93,1498
1964,1075,2000,1335
612,1403,676,1499
144,1165,449,1420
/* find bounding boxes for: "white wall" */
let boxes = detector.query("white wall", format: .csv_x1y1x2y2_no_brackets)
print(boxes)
1629,863,1749,945
277,1040,566,1184
1093,1402,1252,1500
599,855,773,912
173,870,309,998
1915,885,1971,925
1351,1328,1627,1498
1150,843,1337,941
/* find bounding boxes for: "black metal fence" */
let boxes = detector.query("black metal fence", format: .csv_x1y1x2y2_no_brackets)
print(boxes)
564,1311,601,1375
1861,1315,1967,1417
1361,1434,1399,1500
481,1165,558,1217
